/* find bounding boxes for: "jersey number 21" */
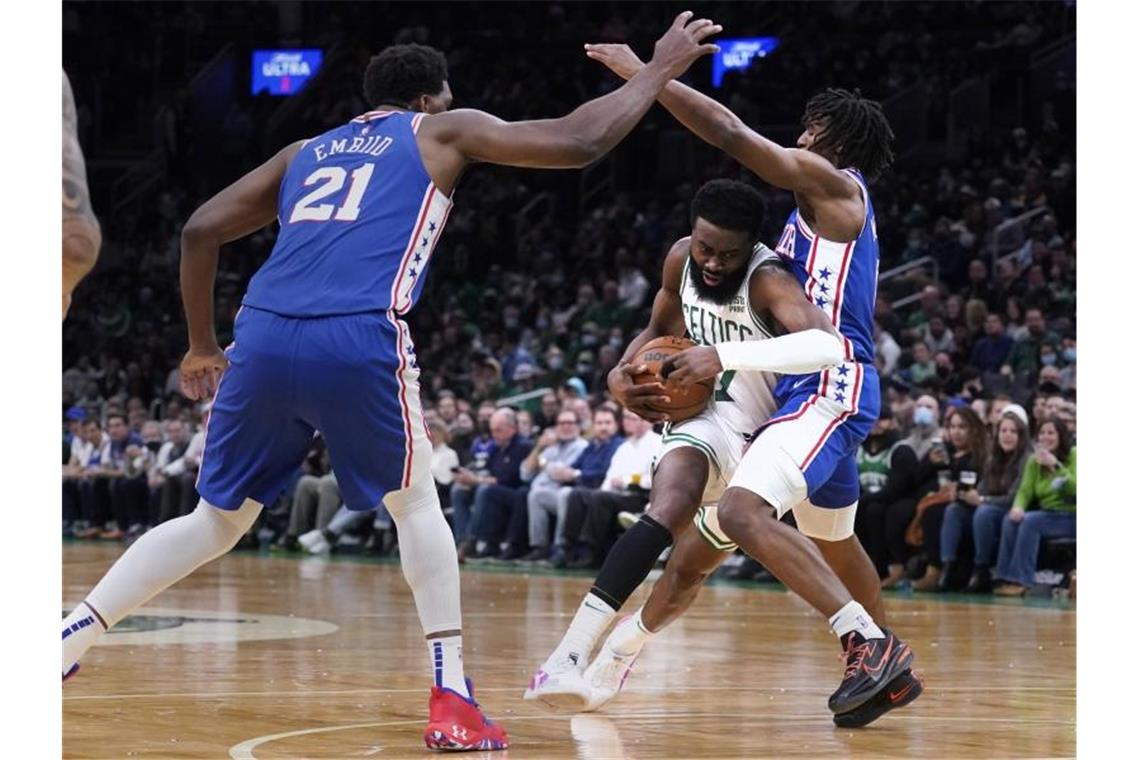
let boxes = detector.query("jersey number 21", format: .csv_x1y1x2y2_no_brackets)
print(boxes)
289,164,375,223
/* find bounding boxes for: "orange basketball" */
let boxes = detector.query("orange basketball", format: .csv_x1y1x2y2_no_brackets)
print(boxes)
629,336,714,422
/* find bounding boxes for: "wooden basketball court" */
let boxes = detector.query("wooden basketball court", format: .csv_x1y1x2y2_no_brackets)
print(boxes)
63,543,1075,758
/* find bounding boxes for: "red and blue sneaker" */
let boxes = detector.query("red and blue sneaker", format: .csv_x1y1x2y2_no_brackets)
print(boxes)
424,678,509,752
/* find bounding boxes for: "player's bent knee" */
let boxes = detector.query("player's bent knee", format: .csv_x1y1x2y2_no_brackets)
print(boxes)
383,476,440,521
197,497,263,547
728,437,808,518
716,488,775,542
792,501,857,542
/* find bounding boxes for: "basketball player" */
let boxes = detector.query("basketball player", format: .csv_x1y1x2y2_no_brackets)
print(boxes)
63,71,101,319
60,14,721,751
529,45,918,724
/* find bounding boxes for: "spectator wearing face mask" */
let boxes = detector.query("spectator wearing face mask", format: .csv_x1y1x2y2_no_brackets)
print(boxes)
867,395,943,587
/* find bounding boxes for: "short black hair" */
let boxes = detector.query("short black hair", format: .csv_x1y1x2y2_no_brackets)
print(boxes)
363,43,448,109
802,88,895,180
690,179,766,242
106,412,128,426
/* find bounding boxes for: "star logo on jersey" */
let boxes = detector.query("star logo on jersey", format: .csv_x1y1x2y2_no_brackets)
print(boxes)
818,267,832,280
815,296,827,308
414,253,423,264
835,392,846,403
409,267,418,279
837,365,850,377
421,236,429,247
818,282,830,294
836,379,848,392
429,222,437,232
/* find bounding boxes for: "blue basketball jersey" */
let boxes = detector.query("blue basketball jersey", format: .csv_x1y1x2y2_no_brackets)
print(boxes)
243,110,452,317
772,168,879,364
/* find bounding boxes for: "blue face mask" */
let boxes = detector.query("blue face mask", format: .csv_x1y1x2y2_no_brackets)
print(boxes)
913,407,936,427
1041,354,1057,366
1062,348,1076,363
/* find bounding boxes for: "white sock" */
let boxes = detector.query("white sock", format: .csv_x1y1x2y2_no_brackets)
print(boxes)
62,601,106,676
545,592,616,670
606,608,656,657
66,498,260,674
384,480,470,698
828,600,884,640
429,635,468,697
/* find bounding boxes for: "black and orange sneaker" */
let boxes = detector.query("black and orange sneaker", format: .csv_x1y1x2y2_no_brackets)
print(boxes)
833,669,924,728
828,629,914,715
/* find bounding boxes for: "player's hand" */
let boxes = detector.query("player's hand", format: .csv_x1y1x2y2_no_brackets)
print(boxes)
608,363,670,423
661,345,722,387
180,345,228,401
647,11,722,80
585,43,646,81
1008,506,1025,524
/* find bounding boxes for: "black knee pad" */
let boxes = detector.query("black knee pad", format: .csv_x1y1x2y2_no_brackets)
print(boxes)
590,515,674,611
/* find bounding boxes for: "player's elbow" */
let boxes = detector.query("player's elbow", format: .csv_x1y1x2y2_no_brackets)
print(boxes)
180,212,219,252
809,329,846,367
566,134,605,168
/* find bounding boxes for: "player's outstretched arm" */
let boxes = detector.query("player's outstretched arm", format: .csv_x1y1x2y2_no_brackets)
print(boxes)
584,45,852,201
427,12,720,172
177,141,303,398
63,71,102,318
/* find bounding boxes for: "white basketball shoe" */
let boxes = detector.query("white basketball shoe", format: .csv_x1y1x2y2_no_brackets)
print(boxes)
523,655,592,711
581,623,642,712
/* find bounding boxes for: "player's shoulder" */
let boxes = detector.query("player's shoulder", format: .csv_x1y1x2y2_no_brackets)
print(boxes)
416,108,500,139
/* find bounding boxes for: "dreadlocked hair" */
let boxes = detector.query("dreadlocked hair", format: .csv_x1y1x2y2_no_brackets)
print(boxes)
802,88,895,180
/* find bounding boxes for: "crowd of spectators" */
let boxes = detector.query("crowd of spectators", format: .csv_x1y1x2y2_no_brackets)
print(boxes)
63,2,1076,596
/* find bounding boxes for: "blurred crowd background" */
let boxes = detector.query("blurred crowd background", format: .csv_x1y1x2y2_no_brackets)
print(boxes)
62,1,1076,597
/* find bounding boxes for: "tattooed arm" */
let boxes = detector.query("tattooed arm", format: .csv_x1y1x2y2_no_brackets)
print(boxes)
62,70,102,319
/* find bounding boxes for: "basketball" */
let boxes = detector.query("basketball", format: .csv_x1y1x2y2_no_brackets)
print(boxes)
630,336,715,422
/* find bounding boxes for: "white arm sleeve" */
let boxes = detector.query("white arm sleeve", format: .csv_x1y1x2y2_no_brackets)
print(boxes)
715,329,845,374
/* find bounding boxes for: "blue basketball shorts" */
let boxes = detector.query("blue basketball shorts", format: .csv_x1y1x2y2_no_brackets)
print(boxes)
196,306,431,512
728,362,880,526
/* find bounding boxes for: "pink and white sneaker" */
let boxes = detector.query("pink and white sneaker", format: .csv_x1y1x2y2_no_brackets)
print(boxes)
581,643,640,712
522,657,591,711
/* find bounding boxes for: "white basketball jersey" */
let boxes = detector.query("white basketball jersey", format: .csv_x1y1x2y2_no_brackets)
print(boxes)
678,243,781,435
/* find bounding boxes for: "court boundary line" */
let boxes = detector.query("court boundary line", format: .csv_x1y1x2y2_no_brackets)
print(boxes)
228,711,1076,760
